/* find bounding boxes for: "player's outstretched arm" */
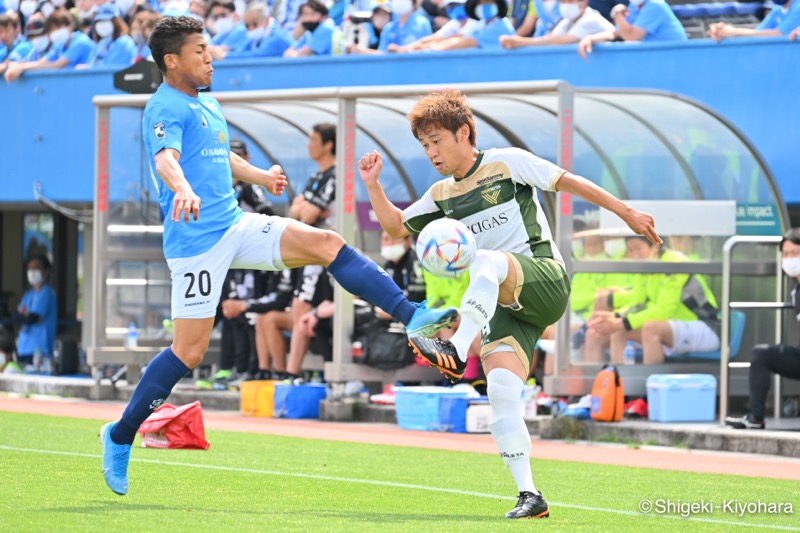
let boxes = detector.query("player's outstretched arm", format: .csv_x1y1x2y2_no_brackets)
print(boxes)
358,151,410,238
556,172,662,245
229,152,287,196
154,148,201,223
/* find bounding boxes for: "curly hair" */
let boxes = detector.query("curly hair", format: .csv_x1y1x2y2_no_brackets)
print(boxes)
149,15,205,74
407,89,477,147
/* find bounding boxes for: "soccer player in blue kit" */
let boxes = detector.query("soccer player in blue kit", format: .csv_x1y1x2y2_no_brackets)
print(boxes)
99,15,457,496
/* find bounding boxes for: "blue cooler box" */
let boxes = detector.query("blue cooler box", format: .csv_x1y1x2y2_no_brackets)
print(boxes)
273,383,328,419
438,396,490,433
394,387,470,431
646,374,717,422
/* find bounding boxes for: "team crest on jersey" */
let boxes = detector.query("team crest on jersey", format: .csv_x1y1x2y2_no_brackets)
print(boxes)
154,122,165,139
482,188,501,205
214,130,226,144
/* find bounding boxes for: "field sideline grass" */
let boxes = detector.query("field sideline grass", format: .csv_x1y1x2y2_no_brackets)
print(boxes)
1,411,798,532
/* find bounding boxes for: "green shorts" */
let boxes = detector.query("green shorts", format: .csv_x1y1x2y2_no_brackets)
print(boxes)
480,253,570,374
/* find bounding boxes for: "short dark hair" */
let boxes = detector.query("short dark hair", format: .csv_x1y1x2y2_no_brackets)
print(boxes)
45,7,73,33
209,0,235,13
300,0,329,17
780,228,800,250
0,12,20,29
312,122,336,155
229,139,248,156
149,15,205,74
27,254,51,271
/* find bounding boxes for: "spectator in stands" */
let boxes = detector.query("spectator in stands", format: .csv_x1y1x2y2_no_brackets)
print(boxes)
15,255,57,373
17,0,39,21
379,0,433,52
229,139,274,215
113,0,150,26
273,0,304,34
288,122,336,226
130,10,160,61
188,0,208,21
4,7,94,81
430,0,513,50
587,235,720,365
725,228,800,430
85,4,136,67
219,2,292,58
380,230,426,307
9,16,49,65
74,0,96,33
0,13,32,67
708,0,800,41
356,2,392,51
387,0,484,52
285,265,335,380
500,0,613,47
284,0,336,57
417,0,449,31
577,0,686,58
251,269,299,380
207,0,246,59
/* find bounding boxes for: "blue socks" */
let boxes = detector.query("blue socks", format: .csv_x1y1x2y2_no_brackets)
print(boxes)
327,245,416,325
110,347,189,445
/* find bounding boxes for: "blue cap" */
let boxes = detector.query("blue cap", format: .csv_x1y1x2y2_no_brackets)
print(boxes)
94,3,121,21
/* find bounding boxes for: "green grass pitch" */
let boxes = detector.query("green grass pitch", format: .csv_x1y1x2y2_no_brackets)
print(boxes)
0,411,797,532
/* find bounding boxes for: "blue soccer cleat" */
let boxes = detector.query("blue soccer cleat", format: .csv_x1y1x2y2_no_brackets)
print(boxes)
100,422,131,496
405,301,459,338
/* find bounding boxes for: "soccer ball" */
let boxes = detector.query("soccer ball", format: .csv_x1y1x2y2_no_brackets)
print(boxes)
416,218,476,278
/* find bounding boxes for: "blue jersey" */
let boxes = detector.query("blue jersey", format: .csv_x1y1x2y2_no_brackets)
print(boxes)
756,2,800,34
17,284,57,357
627,0,687,41
142,83,243,259
377,11,432,51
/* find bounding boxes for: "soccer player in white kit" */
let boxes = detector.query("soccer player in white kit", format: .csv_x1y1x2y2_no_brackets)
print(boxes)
99,16,457,496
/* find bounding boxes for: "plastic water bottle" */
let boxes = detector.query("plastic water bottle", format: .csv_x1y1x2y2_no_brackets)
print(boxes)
623,341,636,365
126,323,138,351
311,371,323,384
32,348,42,373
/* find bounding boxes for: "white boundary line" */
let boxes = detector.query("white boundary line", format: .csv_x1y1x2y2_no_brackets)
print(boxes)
0,445,797,531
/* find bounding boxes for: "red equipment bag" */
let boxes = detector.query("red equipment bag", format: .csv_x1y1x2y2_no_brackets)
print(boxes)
137,401,211,450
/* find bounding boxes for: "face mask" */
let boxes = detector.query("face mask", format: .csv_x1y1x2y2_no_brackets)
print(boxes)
20,0,36,16
559,3,581,20
95,20,114,38
628,0,645,6
247,26,265,41
51,0,66,6
214,16,234,35
4,0,20,13
604,238,626,258
393,0,413,15
447,4,467,20
50,27,70,47
31,35,49,52
477,3,498,21
131,31,145,45
115,0,135,13
542,0,557,14
27,269,43,287
40,1,54,18
782,258,800,278
301,20,320,32
381,244,407,263
79,5,96,18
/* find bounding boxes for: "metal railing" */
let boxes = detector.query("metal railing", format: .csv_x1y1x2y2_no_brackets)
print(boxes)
719,235,790,424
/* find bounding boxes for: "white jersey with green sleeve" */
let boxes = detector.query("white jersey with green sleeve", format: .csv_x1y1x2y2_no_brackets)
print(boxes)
402,147,566,267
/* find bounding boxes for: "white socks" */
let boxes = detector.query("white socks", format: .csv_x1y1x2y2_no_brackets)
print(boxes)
450,251,508,362
487,368,536,494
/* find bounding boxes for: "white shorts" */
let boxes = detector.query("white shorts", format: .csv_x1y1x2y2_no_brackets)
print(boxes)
664,320,720,356
167,213,291,319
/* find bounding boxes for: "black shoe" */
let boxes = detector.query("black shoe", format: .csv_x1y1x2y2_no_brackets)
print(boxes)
724,415,765,430
505,491,550,519
408,336,465,384
254,370,273,381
